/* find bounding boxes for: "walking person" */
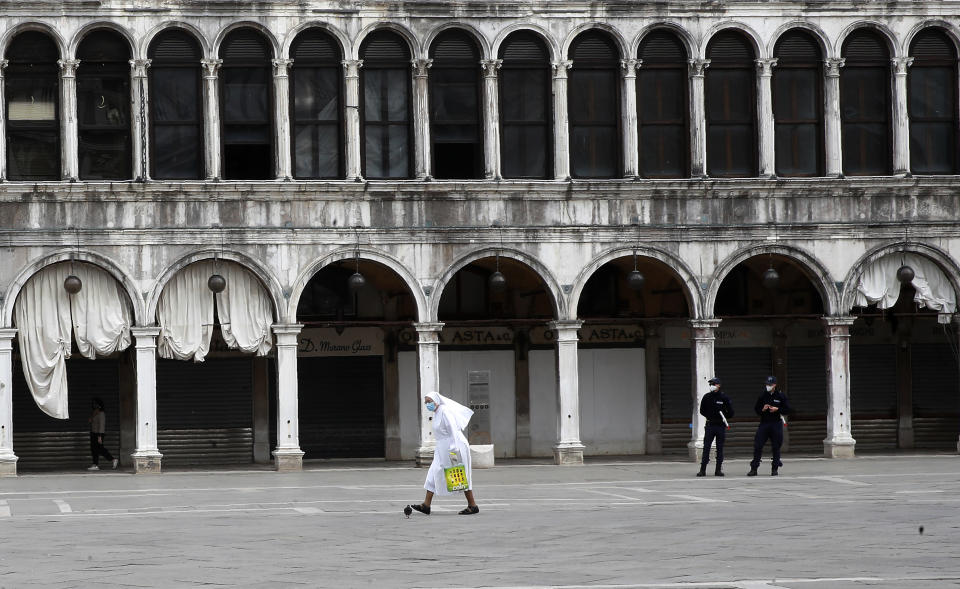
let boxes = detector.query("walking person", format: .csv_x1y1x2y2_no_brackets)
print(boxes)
88,397,118,471
748,376,791,476
408,392,480,515
697,377,734,477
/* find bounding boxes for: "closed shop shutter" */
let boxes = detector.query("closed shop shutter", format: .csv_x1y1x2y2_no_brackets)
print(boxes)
911,343,960,449
659,348,690,452
784,346,828,451
12,357,120,470
850,344,897,450
156,357,253,466
298,356,385,458
715,347,772,451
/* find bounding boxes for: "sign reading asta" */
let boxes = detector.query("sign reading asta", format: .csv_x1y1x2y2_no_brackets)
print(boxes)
298,327,383,356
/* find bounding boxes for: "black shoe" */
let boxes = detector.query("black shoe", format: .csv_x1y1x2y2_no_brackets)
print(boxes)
410,503,431,515
771,468,779,476
458,505,479,515
696,466,707,477
715,469,724,477
747,468,758,477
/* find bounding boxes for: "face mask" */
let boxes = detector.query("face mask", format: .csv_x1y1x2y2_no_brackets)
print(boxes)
710,385,719,392
766,385,775,392
425,402,437,412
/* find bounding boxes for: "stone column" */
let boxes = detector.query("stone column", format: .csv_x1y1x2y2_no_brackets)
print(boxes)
552,60,573,180
644,325,662,454
342,59,364,180
0,60,8,181
689,319,721,461
412,58,433,179
414,322,443,466
756,58,778,178
892,57,914,176
201,59,222,180
131,327,162,474
0,329,18,476
621,58,640,178
824,58,845,177
58,58,81,181
130,58,151,182
272,324,304,471
549,320,584,464
823,316,856,458
688,59,710,178
480,59,502,180
272,58,294,180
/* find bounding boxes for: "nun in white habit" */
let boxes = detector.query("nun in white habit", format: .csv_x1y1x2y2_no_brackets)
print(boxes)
409,392,480,515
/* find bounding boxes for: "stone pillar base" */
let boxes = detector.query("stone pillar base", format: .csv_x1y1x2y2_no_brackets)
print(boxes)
132,452,162,474
898,425,915,449
0,455,18,477
688,442,703,463
824,439,856,458
273,449,304,472
415,446,434,467
645,433,662,455
553,443,585,465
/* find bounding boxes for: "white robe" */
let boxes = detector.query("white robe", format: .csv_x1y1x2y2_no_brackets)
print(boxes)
424,393,474,496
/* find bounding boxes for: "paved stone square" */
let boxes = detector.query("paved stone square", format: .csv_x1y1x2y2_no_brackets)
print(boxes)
1,454,959,588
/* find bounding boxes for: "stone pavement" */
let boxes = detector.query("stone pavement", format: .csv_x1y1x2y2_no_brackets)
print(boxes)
1,454,959,588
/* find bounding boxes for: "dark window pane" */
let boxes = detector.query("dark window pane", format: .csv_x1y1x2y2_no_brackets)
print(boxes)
78,130,130,179
637,64,687,178
569,70,617,124
707,69,752,123
909,67,953,119
842,123,888,174
293,68,339,121
223,68,269,123
153,125,201,179
364,124,409,179
152,69,200,122
911,122,955,174
224,143,271,179
219,29,273,180
502,125,548,178
640,125,685,177
773,69,818,121
570,126,617,177
775,124,818,176
6,78,57,122
841,68,887,120
500,69,548,122
431,80,478,123
77,77,129,127
294,123,339,178
708,125,753,176
7,130,59,179
223,124,270,144
639,69,685,122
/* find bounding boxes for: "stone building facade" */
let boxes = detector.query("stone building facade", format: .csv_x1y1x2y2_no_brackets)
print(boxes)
1,1,959,475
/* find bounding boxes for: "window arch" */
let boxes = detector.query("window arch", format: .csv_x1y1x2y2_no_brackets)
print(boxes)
568,30,620,178
4,31,61,180
498,31,552,179
773,30,824,176
637,30,689,178
219,28,274,180
76,30,132,180
360,30,412,179
290,29,344,179
909,28,958,174
148,29,203,180
841,30,891,175
706,31,757,177
429,30,483,179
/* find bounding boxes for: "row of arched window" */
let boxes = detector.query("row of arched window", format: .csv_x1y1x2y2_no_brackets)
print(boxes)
4,25,958,181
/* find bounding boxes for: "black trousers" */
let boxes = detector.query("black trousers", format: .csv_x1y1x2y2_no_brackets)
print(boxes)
701,423,726,467
750,422,783,470
90,432,113,465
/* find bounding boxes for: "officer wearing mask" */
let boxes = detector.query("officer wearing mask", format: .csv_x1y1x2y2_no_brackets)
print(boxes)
748,376,791,476
697,377,734,477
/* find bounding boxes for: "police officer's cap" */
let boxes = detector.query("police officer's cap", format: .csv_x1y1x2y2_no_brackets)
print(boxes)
765,375,777,385
708,377,721,385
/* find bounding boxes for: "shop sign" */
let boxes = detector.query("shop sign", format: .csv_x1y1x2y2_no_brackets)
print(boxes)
664,324,772,348
298,327,383,356
529,325,645,345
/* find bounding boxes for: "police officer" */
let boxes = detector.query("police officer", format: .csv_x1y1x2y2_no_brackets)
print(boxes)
748,376,791,476
697,377,734,477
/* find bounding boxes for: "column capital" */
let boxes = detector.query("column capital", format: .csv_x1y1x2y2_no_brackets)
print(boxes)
0,329,16,352
131,326,161,340
272,58,294,77
342,59,363,77
412,58,433,78
755,57,778,76
548,320,583,337
129,58,152,78
689,318,722,330
58,59,81,78
688,58,710,77
0,59,8,77
480,58,502,78
551,60,573,79
822,316,856,328
825,57,845,77
892,56,914,76
413,322,444,343
201,58,222,79
620,58,640,77
272,323,303,338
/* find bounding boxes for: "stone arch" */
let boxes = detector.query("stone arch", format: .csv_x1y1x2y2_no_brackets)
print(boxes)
213,21,280,59
141,21,212,60
288,247,428,323
2,249,144,328
0,21,67,60
706,244,839,317
423,23,491,61
835,21,900,58
353,22,420,60
632,22,697,60
840,242,960,313
281,21,351,61
561,22,629,60
69,21,137,59
146,249,285,324
492,23,560,62
569,245,704,320
702,21,765,59
903,21,960,57
767,21,833,60
431,247,566,321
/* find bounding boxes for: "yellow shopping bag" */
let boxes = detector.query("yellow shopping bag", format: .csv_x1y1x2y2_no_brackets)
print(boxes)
444,450,469,492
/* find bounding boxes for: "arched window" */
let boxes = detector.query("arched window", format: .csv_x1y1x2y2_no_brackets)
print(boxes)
148,29,203,180
429,30,482,179
219,29,274,180
841,30,891,175
360,31,412,179
909,29,958,174
499,32,552,179
637,30,688,178
4,31,60,180
568,31,620,178
706,32,757,177
76,30,131,180
773,30,824,176
290,29,343,179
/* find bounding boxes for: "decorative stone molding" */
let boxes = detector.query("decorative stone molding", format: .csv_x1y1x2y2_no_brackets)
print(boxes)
551,59,573,79
620,58,640,78
688,58,710,77
58,59,80,77
755,57,778,76
412,58,433,78
480,58,502,78
201,58,222,79
825,58,845,77
129,58,151,78
272,58,293,78
892,56,914,76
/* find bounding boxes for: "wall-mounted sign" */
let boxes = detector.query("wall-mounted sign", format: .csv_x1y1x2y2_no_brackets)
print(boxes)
398,327,515,347
529,325,645,346
664,324,772,348
298,327,383,356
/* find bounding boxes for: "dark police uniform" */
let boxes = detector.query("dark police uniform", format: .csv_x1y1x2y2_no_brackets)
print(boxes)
749,388,791,475
698,385,734,476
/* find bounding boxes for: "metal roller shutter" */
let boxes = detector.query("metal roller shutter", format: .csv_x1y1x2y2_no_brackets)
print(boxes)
911,343,960,449
156,358,253,466
850,344,897,450
298,356,385,459
715,348,772,451
784,346,828,451
659,348,691,452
